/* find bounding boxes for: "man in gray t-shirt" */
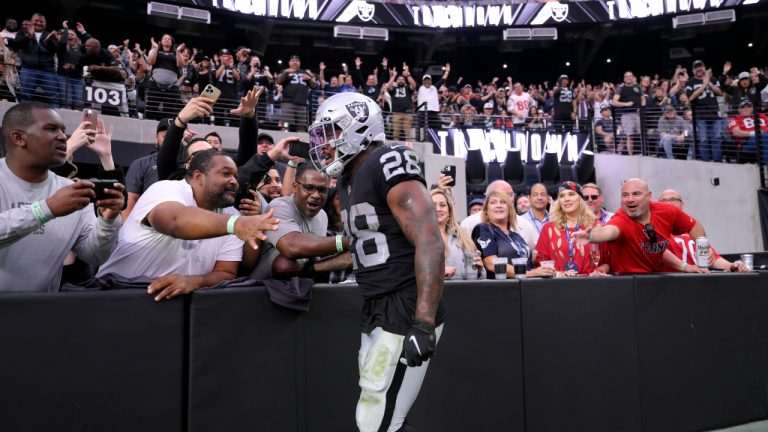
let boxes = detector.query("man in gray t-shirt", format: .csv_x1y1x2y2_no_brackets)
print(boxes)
250,164,350,280
658,106,693,159
0,102,124,291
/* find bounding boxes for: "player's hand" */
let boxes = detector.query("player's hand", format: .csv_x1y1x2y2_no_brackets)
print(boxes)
233,208,280,250
46,180,96,217
148,274,199,301
401,320,436,367
95,182,125,220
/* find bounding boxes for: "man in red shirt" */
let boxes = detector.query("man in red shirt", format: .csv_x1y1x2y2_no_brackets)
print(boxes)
657,189,748,272
727,100,768,165
571,178,710,273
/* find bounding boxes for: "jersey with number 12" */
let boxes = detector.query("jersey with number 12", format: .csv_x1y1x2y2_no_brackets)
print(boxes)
338,144,425,298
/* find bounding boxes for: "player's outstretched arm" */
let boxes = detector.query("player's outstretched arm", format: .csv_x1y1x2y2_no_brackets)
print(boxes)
387,180,445,326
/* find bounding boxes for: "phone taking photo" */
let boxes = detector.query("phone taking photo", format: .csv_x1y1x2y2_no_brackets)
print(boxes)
83,179,119,203
288,141,311,160
83,108,98,131
441,165,456,187
200,84,221,103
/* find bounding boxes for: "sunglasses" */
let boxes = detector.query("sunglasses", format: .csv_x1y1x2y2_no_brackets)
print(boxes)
644,223,657,244
585,194,600,201
658,198,682,203
295,181,329,195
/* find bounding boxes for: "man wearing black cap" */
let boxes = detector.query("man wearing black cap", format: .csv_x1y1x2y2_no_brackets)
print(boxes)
277,54,317,132
123,117,173,219
552,74,575,130
685,59,723,162
727,100,768,165
658,106,693,159
212,48,240,126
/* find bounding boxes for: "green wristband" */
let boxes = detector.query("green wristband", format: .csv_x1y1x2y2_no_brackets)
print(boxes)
288,160,298,168
31,201,50,224
336,234,344,253
227,214,239,235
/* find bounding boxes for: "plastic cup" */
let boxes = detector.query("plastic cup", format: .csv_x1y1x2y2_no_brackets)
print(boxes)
463,252,477,280
512,258,528,279
492,257,508,280
740,254,754,271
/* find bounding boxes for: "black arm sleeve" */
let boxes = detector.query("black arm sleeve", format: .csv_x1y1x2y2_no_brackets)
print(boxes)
157,123,185,181
235,115,259,167
352,68,364,87
378,67,389,87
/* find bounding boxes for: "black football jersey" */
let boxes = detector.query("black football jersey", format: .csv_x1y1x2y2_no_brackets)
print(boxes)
553,87,574,117
338,144,425,298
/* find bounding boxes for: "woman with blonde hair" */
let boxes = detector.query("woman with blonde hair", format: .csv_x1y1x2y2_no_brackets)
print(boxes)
473,190,555,279
535,181,607,275
431,189,483,279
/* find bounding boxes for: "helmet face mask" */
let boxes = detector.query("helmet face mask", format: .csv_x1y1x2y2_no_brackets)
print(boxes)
308,93,385,177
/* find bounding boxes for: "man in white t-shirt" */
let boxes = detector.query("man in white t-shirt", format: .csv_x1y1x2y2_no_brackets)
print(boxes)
97,149,279,301
506,82,535,126
460,180,537,248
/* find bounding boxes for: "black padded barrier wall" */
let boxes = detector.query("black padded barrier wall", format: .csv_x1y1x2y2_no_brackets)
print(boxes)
521,276,643,432
0,290,185,432
410,280,526,432
634,272,768,432
3,273,768,432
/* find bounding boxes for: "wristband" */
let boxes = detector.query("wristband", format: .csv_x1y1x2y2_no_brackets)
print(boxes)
175,116,187,128
31,201,50,224
335,234,344,253
288,160,298,168
680,262,687,272
588,230,593,243
226,214,239,235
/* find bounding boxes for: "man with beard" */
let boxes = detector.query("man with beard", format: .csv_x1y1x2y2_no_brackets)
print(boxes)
96,149,280,301
387,68,417,141
77,38,129,116
250,163,350,280
571,178,709,273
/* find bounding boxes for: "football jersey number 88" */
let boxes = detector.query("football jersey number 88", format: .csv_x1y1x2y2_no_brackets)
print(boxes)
342,203,390,268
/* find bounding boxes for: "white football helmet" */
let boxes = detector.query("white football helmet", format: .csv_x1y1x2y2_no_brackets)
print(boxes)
308,92,386,178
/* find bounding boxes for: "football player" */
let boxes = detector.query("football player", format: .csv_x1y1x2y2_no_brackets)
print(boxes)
308,92,446,432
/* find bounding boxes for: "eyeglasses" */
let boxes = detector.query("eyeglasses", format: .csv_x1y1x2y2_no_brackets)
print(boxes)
644,223,657,244
295,181,329,195
658,198,682,203
586,194,600,201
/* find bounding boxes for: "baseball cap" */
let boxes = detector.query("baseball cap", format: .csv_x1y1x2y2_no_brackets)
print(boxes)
468,197,485,207
219,48,231,56
201,55,210,61
692,59,705,68
463,84,473,90
738,71,750,80
483,101,494,109
559,74,569,81
289,54,300,61
236,46,250,53
601,105,611,112
739,100,753,108
422,74,432,80
156,118,173,133
107,44,118,51
448,86,458,93
257,133,275,144
558,181,583,199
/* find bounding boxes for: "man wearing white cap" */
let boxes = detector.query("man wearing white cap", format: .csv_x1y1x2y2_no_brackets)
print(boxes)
720,61,766,113
417,63,449,131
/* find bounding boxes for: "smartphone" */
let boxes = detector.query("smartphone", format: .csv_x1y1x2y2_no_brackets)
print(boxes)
200,84,221,103
288,141,311,160
441,165,456,187
83,179,119,203
83,108,98,131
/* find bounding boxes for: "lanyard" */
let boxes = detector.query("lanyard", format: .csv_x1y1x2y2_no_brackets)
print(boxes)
528,211,549,234
564,221,580,260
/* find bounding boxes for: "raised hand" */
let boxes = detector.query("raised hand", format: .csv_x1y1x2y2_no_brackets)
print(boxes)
75,22,85,34
355,57,362,68
67,121,96,155
233,208,280,250
150,37,158,50
319,61,326,70
230,86,264,117
177,96,215,123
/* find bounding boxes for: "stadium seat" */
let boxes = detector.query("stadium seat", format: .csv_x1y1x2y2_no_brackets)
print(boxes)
465,148,488,195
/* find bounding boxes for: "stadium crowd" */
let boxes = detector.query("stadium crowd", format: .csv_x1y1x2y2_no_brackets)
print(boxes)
1,13,767,162
0,12,760,299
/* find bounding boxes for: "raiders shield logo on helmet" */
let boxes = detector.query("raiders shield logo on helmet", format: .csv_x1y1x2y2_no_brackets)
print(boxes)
346,101,369,123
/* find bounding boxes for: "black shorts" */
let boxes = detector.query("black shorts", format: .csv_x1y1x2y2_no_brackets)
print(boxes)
361,285,447,335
